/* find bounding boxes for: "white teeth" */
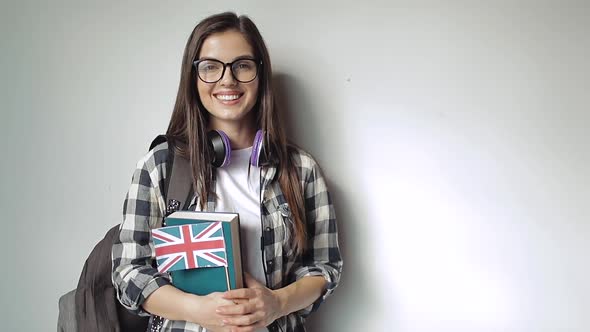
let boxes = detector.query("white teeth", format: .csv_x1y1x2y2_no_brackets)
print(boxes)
216,94,240,101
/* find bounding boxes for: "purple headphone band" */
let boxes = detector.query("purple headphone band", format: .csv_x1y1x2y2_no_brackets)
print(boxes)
250,130,264,167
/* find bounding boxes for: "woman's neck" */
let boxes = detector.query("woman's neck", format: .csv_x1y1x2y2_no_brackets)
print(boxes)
209,118,257,150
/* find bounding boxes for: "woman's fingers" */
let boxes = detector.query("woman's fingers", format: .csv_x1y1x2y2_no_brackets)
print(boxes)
216,302,255,315
221,312,263,326
223,287,258,300
217,279,280,328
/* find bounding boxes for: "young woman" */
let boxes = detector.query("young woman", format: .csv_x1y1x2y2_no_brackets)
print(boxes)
112,12,342,332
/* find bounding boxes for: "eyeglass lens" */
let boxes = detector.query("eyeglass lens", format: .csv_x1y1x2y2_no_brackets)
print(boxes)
197,59,258,83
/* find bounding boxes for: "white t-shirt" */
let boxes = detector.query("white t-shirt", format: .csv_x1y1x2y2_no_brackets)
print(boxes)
215,147,269,332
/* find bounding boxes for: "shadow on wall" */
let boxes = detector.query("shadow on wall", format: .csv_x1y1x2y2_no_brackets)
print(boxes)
273,73,388,331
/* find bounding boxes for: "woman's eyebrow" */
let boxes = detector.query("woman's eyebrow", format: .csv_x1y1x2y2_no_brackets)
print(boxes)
231,55,256,61
197,55,256,62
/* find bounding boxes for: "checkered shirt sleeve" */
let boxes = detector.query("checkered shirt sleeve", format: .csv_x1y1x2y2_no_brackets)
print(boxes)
111,143,171,316
290,149,343,318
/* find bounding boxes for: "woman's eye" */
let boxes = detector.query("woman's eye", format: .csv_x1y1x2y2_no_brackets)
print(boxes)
199,62,221,72
203,65,218,71
236,63,253,71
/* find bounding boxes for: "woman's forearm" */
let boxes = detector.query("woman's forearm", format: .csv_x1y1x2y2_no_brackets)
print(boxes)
274,276,326,317
143,285,236,330
142,285,196,321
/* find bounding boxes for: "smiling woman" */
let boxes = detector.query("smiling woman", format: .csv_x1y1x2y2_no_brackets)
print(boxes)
111,12,343,332
196,30,260,133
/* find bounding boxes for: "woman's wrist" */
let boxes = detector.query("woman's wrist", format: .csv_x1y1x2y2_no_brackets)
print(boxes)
178,293,191,322
272,276,327,317
179,293,205,323
273,288,289,318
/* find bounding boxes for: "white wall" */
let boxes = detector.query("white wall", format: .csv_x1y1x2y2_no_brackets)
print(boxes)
1,1,589,331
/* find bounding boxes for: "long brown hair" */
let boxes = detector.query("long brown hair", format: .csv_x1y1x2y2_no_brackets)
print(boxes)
166,12,306,255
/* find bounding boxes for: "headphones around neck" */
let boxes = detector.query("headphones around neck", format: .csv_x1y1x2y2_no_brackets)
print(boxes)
208,129,265,168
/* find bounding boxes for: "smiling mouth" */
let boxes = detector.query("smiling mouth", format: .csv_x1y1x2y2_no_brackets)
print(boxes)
214,93,243,101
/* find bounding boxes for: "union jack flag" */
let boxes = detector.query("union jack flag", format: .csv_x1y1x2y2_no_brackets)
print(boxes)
152,222,228,273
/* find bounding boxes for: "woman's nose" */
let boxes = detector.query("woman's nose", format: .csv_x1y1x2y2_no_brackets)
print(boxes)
219,64,237,85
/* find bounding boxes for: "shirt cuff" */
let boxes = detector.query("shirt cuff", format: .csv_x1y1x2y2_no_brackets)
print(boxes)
292,266,338,318
120,274,171,316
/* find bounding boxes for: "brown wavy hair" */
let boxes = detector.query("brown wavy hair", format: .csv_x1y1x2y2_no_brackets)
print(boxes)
166,12,306,255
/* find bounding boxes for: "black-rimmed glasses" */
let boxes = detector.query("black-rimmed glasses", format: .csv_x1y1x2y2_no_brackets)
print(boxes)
193,58,261,83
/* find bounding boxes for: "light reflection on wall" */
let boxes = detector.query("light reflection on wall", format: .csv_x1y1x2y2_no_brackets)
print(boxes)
358,112,520,330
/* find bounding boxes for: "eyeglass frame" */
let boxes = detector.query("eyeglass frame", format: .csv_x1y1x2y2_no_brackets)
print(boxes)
192,57,263,83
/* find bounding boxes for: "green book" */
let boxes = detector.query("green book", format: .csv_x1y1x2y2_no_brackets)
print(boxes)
164,211,243,295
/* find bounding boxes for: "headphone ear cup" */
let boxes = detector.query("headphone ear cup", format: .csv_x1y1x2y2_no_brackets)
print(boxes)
208,130,231,167
250,130,265,167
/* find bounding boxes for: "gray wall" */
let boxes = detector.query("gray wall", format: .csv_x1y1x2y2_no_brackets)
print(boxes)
1,1,589,331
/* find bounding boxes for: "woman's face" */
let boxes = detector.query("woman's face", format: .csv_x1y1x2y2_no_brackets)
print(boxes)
196,30,259,128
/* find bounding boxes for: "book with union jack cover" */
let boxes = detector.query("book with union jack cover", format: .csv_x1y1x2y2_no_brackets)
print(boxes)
152,211,243,295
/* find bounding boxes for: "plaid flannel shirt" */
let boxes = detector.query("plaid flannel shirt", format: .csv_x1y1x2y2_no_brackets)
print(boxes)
112,142,342,332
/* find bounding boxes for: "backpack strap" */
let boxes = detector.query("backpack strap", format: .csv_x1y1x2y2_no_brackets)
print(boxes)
168,148,194,213
149,134,168,151
149,135,194,219
148,135,195,331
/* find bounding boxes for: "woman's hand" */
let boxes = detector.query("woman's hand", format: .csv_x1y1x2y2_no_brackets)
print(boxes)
183,292,236,332
217,273,284,331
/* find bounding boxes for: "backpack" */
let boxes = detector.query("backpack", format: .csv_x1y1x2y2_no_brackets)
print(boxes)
58,136,193,332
